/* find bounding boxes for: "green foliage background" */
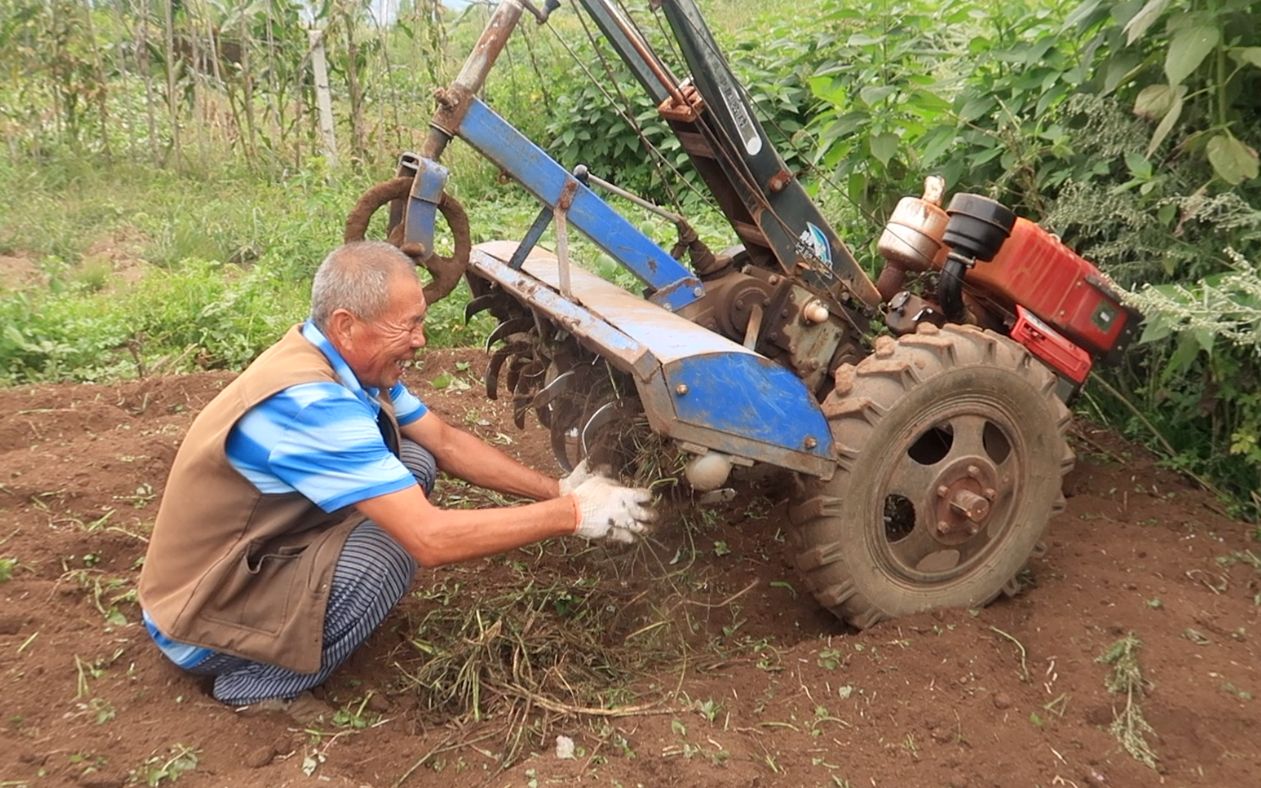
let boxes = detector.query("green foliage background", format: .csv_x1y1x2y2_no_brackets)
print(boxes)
0,0,1258,515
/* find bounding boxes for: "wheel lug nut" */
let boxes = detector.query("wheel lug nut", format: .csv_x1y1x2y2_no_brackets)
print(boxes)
984,487,996,499
936,485,949,498
967,465,980,478
936,520,950,534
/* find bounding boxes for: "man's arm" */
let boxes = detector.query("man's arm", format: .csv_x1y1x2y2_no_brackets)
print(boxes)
355,484,576,567
401,410,560,501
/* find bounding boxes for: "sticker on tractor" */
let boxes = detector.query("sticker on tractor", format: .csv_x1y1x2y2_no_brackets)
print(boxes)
717,76,762,156
796,223,834,268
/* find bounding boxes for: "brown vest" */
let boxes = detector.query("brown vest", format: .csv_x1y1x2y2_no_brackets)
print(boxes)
138,326,402,673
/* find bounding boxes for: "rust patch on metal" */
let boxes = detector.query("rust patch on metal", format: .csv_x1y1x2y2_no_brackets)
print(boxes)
429,84,475,137
768,169,793,193
344,176,411,243
557,177,579,212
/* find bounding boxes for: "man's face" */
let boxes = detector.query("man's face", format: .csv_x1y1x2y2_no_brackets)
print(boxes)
340,272,428,390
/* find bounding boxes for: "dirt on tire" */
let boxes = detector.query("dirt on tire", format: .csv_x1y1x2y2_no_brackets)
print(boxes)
792,324,1074,629
1,348,1259,787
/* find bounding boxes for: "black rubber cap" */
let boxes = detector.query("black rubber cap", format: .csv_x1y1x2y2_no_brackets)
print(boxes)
942,193,1017,263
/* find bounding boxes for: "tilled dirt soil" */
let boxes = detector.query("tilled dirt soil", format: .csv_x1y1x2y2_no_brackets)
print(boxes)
1,348,1258,787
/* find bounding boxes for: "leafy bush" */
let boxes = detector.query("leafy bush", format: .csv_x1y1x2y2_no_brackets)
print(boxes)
1123,250,1261,508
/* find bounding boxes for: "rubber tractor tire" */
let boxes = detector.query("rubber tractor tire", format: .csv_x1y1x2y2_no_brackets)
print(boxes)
789,322,1075,629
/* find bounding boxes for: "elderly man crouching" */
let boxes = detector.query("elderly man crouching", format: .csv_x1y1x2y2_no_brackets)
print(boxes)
138,241,651,716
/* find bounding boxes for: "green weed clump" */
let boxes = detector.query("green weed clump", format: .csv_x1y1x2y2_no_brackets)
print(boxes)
1097,632,1159,770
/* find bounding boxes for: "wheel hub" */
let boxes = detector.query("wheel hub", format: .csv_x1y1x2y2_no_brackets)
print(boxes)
932,459,999,543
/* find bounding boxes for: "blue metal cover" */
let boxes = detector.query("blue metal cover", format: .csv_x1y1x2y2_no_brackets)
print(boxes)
469,242,835,477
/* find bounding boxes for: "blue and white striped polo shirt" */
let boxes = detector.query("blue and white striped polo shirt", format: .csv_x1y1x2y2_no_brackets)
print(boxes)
224,320,428,512
145,319,429,667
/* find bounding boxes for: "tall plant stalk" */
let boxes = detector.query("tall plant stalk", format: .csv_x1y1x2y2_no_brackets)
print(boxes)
162,0,180,161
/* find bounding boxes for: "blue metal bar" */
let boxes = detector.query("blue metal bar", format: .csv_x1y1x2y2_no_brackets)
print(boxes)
469,246,654,381
456,98,702,312
508,206,554,271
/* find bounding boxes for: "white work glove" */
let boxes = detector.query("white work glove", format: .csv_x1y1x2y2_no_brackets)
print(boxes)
557,458,595,496
570,475,654,543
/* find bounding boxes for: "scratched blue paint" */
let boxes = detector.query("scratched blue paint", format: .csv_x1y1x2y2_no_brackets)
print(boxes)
403,158,449,253
457,99,701,311
664,354,833,460
469,248,646,362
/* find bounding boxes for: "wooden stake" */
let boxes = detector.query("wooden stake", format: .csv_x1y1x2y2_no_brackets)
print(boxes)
308,27,338,166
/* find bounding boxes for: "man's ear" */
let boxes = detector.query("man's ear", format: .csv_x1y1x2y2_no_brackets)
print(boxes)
327,308,357,345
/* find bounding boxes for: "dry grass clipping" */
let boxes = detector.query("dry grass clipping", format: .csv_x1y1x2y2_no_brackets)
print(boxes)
391,568,693,764
1097,632,1159,769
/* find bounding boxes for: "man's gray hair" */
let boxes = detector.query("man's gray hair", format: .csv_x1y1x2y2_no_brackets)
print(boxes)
310,241,416,330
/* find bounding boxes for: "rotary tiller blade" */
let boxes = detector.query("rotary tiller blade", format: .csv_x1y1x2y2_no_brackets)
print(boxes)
485,341,530,400
511,360,548,428
484,317,535,351
580,400,625,457
463,293,500,324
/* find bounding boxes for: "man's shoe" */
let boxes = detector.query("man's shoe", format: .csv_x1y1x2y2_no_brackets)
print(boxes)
236,690,332,726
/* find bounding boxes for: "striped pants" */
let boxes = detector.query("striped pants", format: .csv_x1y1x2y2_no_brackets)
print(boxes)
189,440,436,706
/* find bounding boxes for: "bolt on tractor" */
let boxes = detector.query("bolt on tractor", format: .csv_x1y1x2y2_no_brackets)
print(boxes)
346,0,1141,628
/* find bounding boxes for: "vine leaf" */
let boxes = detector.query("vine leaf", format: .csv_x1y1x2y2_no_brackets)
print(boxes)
1133,83,1174,119
1206,133,1259,185
1232,47,1261,69
1164,24,1219,86
1123,0,1172,45
1144,84,1186,157
870,133,898,166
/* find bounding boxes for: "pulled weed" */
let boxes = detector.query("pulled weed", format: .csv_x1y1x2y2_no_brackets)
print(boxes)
1097,633,1159,770
130,744,199,786
395,574,683,763
399,577,660,712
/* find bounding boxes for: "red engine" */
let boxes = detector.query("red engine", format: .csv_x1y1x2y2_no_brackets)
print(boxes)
877,180,1140,385
968,217,1136,363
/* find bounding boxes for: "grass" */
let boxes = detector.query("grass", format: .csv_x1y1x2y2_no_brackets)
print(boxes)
1097,632,1159,770
0,150,513,384
130,744,199,786
0,556,15,582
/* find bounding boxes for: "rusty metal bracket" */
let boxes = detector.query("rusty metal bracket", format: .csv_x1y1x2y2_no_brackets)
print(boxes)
554,176,580,300
658,83,705,123
420,1,525,161
508,169,587,273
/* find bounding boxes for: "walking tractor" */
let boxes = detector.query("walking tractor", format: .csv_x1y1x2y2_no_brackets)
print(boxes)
345,0,1141,627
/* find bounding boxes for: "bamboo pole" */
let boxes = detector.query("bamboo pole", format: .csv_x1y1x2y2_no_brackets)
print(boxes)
239,7,258,162
80,2,111,156
133,0,159,161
